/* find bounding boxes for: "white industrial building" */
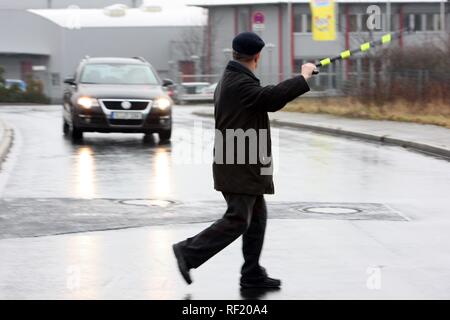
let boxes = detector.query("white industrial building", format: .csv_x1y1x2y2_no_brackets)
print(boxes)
0,1,207,102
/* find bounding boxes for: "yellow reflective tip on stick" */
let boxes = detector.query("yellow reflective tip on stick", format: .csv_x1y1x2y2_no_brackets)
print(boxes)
320,58,331,66
360,42,371,51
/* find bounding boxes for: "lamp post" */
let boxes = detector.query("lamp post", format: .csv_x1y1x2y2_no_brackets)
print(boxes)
222,48,233,66
191,55,200,82
168,60,175,82
287,0,293,77
266,43,276,84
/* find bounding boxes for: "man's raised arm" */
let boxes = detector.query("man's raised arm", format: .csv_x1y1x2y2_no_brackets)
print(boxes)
240,63,317,112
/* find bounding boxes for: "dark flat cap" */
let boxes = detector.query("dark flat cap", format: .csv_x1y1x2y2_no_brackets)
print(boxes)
232,32,265,56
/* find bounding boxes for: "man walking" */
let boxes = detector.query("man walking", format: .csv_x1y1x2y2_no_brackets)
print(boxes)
173,32,316,288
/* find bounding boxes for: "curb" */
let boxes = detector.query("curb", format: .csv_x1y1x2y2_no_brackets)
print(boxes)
192,111,450,160
0,119,14,167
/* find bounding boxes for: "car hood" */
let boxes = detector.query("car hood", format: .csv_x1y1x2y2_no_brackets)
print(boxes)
76,84,166,100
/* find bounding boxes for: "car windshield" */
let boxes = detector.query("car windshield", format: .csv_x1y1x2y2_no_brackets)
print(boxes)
80,63,159,85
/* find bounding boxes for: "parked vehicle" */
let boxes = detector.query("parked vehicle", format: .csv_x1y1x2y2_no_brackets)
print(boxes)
200,82,218,95
4,79,27,92
63,56,174,142
173,82,214,104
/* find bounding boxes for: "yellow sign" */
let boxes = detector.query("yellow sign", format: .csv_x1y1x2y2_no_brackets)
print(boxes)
310,0,336,41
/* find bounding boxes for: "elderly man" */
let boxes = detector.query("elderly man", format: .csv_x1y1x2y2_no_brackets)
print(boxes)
173,32,316,288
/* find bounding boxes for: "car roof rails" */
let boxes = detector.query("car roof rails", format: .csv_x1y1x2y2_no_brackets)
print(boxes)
132,56,148,63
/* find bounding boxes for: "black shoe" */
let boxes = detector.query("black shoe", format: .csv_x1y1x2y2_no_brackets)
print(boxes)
172,243,192,285
240,287,281,299
240,276,281,289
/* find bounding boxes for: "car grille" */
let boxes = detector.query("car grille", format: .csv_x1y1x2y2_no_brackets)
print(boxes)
102,100,149,111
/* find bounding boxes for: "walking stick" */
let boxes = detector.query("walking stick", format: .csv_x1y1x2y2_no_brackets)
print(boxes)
312,28,413,74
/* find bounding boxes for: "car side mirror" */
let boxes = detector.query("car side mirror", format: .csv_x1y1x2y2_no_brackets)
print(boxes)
64,77,76,86
162,79,174,87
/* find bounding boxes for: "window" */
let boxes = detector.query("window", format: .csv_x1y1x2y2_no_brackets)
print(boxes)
404,14,423,31
294,12,302,32
239,10,250,32
420,13,447,31
348,15,358,32
384,14,395,31
392,13,400,30
426,13,442,31
51,73,60,86
414,14,423,31
425,13,433,31
434,13,442,31
402,14,410,30
294,14,311,33
305,14,312,32
337,13,345,32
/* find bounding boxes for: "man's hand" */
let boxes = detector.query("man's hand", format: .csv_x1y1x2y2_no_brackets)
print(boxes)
301,63,317,81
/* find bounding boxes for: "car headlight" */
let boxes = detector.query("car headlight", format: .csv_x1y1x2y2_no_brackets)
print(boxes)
154,97,171,111
77,97,99,109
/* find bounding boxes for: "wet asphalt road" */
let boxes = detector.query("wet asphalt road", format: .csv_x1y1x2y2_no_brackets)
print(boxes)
1,105,450,299
0,105,449,213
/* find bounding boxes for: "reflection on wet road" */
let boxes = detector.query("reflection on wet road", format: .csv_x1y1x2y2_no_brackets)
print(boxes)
75,147,96,198
1,105,450,299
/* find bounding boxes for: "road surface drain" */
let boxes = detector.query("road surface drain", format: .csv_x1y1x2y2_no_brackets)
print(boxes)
293,202,407,221
118,199,175,208
301,206,361,215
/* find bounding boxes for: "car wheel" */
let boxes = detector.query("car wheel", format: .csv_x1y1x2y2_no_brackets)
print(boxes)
143,132,155,144
63,120,70,136
159,129,171,142
71,127,83,141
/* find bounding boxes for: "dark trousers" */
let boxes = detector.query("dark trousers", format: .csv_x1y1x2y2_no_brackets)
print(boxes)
178,192,267,280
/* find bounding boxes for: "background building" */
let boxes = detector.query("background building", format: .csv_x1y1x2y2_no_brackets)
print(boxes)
0,0,448,102
188,0,449,91
0,1,206,102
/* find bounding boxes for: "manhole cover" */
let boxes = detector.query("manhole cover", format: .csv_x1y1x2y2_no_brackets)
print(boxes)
119,199,175,208
301,206,361,215
292,202,407,221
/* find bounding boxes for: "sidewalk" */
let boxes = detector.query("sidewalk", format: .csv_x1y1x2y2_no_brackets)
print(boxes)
193,109,450,159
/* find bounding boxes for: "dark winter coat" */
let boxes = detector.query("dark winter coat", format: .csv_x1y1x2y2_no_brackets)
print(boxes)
213,60,310,195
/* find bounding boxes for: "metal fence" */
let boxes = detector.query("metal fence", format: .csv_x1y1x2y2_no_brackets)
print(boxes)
341,70,450,103
172,69,450,102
